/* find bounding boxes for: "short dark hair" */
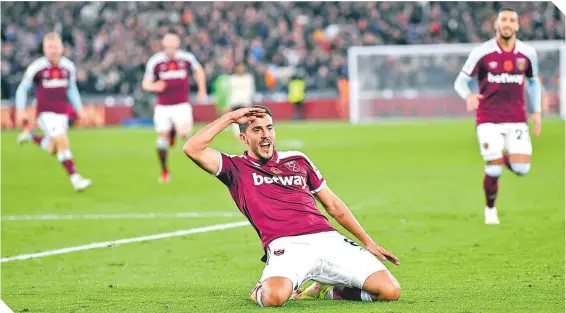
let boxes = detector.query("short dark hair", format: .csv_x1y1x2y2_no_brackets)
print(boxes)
239,105,272,133
498,7,517,15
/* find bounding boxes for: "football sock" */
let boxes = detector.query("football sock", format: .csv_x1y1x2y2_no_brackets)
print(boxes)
57,150,77,176
483,174,499,208
326,286,373,302
169,128,177,147
157,137,169,173
32,133,43,145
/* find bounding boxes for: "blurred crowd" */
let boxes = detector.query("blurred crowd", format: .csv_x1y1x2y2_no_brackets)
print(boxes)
1,1,564,99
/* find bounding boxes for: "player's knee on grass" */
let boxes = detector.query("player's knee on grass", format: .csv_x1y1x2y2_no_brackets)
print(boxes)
258,278,293,307
156,137,169,149
363,271,401,301
378,284,401,301
485,164,503,177
510,163,531,176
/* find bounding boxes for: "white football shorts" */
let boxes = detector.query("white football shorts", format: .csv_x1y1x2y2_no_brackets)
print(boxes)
37,112,69,138
153,103,193,133
259,231,388,291
476,122,532,161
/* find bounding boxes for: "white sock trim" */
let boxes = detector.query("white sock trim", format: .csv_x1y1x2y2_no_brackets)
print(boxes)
361,290,373,302
485,164,503,177
510,163,531,176
40,137,50,151
325,286,334,300
57,150,73,162
256,287,264,307
156,137,169,149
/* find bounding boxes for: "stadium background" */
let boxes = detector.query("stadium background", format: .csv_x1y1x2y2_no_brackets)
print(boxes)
1,1,564,126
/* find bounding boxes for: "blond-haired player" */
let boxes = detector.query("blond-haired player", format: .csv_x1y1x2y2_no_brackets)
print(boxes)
16,32,92,191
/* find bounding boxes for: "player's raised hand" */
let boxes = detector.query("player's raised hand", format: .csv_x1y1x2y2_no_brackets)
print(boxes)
531,112,542,136
466,93,484,112
365,241,400,265
229,107,267,124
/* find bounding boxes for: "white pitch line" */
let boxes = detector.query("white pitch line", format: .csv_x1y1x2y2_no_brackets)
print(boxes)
0,221,250,263
2,212,240,221
0,300,15,313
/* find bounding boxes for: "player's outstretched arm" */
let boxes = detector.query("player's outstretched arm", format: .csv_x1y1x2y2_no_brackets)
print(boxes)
183,107,266,175
14,81,32,125
526,77,543,136
315,186,400,265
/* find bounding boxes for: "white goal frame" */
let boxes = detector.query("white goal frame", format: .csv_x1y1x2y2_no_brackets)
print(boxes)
348,40,566,123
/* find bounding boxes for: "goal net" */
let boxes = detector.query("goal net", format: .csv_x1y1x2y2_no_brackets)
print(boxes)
347,40,566,123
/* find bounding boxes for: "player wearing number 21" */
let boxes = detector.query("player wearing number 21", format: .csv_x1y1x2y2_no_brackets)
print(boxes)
183,106,400,307
454,8,543,225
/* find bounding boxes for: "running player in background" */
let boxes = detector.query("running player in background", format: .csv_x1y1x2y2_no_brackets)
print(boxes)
227,62,255,139
15,32,92,192
142,30,207,183
183,105,400,307
454,8,542,224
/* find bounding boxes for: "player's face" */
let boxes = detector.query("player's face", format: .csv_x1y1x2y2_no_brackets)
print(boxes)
495,11,519,41
235,64,245,75
162,34,181,59
43,39,63,64
241,115,276,162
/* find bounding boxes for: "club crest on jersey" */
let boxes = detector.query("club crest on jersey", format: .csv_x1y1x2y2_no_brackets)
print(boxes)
274,249,285,256
488,61,498,69
270,167,282,175
284,161,301,172
178,62,186,69
483,142,489,150
61,70,68,78
503,60,514,72
516,58,526,71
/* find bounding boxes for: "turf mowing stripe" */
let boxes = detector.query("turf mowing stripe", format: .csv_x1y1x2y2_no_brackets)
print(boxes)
0,221,250,263
2,211,240,221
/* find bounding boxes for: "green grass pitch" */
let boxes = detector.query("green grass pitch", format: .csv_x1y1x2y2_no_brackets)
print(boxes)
1,119,564,312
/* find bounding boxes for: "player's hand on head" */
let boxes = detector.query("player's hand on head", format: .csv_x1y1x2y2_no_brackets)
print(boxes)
466,94,484,112
531,112,542,136
365,241,400,265
229,107,267,124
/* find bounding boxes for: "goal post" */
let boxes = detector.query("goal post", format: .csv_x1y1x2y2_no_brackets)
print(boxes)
347,40,566,123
